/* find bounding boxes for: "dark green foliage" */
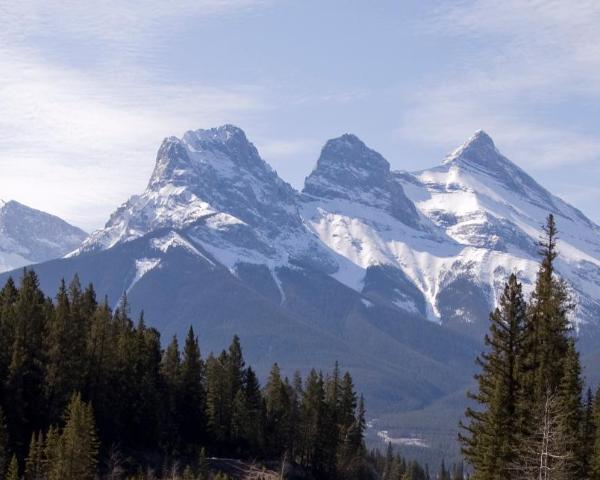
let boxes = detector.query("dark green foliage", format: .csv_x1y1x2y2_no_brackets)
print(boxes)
459,273,526,480
5,454,19,480
0,268,376,479
369,445,430,480
462,215,587,480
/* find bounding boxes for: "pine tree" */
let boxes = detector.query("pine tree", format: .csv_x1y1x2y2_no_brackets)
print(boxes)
5,270,48,457
264,363,291,457
339,372,358,437
515,215,582,478
25,432,45,480
43,426,60,480
5,454,19,480
0,278,18,390
460,273,526,480
238,367,264,456
50,393,99,480
556,340,584,477
179,326,206,451
161,335,182,454
45,279,75,423
582,388,595,479
523,215,574,403
591,385,600,479
206,352,229,447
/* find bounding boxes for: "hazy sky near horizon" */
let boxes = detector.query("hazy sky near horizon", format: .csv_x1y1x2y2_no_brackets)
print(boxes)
1,0,600,231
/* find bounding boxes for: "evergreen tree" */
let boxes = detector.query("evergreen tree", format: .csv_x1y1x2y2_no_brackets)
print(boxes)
161,336,182,454
0,278,18,389
5,455,19,480
206,352,229,447
591,385,600,479
523,215,574,403
43,426,60,480
516,215,582,478
582,388,595,479
556,340,584,477
179,326,206,451
264,363,291,458
24,432,44,480
5,270,48,457
50,393,99,480
460,274,526,480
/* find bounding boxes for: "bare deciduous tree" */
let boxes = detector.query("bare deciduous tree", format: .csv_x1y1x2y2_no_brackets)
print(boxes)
510,389,574,480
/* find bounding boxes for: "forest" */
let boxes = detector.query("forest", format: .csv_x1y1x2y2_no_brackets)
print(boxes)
460,215,600,480
1,214,595,480
0,262,442,479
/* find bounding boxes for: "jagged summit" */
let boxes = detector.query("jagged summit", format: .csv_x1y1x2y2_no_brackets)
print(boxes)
303,133,421,228
79,125,301,253
148,125,274,189
304,134,390,198
443,129,498,166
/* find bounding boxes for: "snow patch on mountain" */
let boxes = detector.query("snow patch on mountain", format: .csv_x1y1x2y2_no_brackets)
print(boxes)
0,200,87,272
72,124,600,332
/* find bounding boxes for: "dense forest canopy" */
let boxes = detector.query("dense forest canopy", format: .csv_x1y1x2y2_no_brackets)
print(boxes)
0,267,442,479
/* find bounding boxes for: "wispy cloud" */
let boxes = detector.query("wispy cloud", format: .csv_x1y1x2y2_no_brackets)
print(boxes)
0,1,272,230
396,0,600,170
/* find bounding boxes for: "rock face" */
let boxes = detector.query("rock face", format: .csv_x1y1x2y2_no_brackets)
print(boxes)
4,124,600,426
0,200,87,272
304,134,421,227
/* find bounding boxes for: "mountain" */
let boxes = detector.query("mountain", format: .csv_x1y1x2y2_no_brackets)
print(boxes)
3,125,600,459
397,131,600,342
0,200,87,272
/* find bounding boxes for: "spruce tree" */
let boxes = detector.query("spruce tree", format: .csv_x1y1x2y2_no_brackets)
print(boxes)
206,352,230,447
179,326,206,451
25,432,45,480
5,454,19,480
460,274,526,480
160,335,182,454
523,215,574,403
581,387,595,479
51,393,99,480
5,270,48,457
264,363,291,457
515,215,583,478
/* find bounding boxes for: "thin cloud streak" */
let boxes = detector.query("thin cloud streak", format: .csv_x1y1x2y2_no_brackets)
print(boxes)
396,0,600,173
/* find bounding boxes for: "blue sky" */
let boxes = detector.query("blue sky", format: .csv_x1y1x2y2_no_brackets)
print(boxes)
1,0,600,231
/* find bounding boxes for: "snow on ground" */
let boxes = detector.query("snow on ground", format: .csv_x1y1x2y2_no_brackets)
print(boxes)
377,430,429,449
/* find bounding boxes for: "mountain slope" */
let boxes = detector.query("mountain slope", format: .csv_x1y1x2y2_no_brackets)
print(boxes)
1,126,480,418
3,125,600,428
0,200,87,272
397,131,600,339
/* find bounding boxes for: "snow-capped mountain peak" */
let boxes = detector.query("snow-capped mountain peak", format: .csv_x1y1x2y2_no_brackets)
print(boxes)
443,129,496,165
303,134,421,228
77,125,303,254
0,200,87,272
149,125,278,189
304,133,390,198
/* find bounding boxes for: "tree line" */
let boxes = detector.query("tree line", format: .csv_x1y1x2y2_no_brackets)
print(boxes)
0,269,377,479
460,214,600,480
